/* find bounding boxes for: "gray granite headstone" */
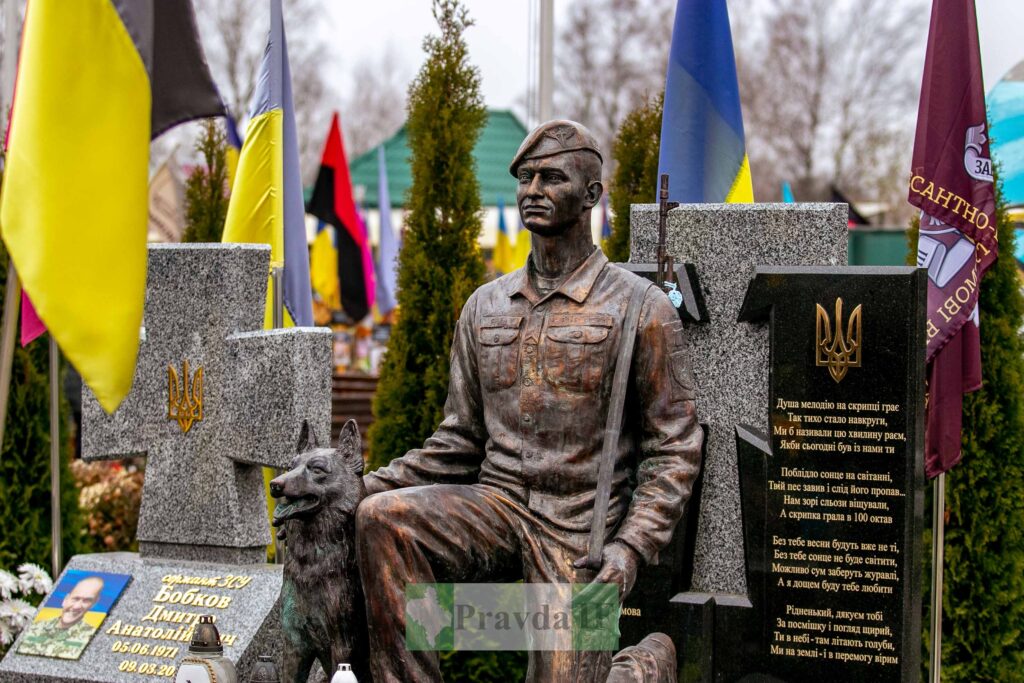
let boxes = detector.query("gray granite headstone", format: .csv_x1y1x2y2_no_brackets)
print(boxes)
81,244,332,564
0,554,283,683
0,245,333,682
630,204,847,594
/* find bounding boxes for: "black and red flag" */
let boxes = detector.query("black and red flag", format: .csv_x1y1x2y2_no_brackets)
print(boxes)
307,113,375,322
830,185,871,227
909,0,997,477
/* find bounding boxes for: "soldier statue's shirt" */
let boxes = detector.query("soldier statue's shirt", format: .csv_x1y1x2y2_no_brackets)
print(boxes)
366,247,703,563
17,617,97,659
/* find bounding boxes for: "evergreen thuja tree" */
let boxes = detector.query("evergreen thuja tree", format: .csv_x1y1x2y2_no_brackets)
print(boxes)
910,175,1024,681
368,0,487,470
939,180,1024,681
182,119,229,243
0,244,81,572
605,92,663,263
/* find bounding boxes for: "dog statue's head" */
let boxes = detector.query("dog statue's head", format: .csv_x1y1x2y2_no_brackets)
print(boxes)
270,419,365,526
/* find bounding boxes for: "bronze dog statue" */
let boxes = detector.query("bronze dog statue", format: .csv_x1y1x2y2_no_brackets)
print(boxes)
270,419,369,683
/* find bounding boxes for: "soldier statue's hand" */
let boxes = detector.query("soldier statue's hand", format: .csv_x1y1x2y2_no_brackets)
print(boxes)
573,541,641,601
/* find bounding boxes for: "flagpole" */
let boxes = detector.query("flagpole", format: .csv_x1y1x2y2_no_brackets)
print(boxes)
929,472,945,683
270,266,284,566
272,267,284,329
0,264,20,455
48,334,62,577
537,0,553,122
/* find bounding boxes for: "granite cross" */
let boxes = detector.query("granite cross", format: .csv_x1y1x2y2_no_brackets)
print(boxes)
81,244,332,565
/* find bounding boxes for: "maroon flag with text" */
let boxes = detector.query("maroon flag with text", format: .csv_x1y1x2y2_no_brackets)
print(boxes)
909,0,997,477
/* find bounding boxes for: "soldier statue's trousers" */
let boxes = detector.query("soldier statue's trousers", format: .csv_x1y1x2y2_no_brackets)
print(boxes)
356,483,614,683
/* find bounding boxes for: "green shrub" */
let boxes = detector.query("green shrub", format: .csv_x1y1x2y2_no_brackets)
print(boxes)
368,0,486,471
605,92,663,263
182,119,229,243
0,244,82,571
439,651,528,682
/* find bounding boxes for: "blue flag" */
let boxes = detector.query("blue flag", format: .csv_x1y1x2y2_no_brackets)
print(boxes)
375,145,400,315
600,193,612,240
658,0,753,203
781,182,795,203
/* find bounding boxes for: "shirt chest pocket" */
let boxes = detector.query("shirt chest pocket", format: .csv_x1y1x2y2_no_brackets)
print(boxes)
479,316,523,390
543,313,613,393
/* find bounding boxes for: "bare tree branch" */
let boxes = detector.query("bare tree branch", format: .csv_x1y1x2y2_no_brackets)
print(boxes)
554,0,674,175
735,0,924,222
340,45,411,159
195,0,337,181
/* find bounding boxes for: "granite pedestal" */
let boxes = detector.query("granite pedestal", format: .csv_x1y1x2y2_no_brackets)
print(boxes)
0,554,282,683
630,203,848,594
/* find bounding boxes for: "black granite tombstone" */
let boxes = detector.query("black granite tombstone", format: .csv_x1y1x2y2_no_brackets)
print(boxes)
679,266,926,682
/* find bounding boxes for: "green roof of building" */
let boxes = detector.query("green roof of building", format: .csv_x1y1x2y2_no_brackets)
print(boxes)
346,109,528,209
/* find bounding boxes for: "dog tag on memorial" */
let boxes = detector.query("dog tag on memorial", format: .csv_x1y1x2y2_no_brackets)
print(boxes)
665,281,684,309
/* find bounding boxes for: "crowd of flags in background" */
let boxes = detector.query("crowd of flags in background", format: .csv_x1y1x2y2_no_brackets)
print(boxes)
492,198,531,274
0,0,757,413
0,0,994,486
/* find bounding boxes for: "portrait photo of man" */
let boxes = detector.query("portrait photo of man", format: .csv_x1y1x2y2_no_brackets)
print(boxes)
17,570,130,660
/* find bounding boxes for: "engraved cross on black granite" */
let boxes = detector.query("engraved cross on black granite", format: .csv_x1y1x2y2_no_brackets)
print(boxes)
81,245,332,565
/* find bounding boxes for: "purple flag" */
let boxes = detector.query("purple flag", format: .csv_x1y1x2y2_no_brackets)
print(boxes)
909,0,997,477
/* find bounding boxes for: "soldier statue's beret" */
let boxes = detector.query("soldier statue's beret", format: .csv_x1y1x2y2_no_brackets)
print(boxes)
508,120,603,176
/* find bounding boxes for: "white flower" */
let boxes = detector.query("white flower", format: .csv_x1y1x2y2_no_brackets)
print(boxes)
3,599,36,631
0,619,12,646
0,570,17,600
16,563,52,595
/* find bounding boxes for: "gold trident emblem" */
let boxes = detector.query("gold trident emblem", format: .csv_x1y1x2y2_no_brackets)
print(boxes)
168,360,204,433
815,298,862,383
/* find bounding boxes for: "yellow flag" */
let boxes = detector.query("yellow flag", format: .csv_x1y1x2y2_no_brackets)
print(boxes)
0,0,223,413
222,0,312,330
493,202,516,274
1,2,149,413
513,227,531,270
222,111,287,328
310,226,341,310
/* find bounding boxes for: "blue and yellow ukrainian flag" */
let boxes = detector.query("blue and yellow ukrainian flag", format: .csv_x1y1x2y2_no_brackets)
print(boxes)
222,0,312,329
658,0,753,203
493,198,516,274
512,218,531,269
224,114,243,191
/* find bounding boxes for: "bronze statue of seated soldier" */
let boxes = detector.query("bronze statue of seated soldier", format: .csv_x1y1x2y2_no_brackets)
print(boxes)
355,120,703,682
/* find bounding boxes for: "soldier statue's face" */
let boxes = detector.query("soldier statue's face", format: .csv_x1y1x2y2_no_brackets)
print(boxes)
516,152,601,238
60,578,103,627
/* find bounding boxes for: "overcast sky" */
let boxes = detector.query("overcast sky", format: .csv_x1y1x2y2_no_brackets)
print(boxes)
324,0,1024,115
325,1,540,113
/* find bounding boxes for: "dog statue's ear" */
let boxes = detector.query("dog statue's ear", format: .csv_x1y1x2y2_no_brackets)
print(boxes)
336,419,363,475
296,419,319,452
344,450,365,476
